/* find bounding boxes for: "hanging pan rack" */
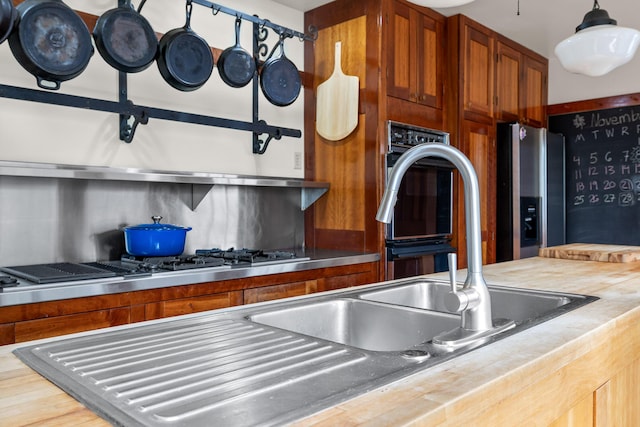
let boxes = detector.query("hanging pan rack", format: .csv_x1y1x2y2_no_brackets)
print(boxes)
0,0,318,154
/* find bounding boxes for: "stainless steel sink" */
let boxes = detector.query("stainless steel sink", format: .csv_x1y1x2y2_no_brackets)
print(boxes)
13,279,597,427
248,298,460,351
358,279,577,324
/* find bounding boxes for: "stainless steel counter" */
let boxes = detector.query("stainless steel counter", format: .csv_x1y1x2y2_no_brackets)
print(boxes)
0,250,379,307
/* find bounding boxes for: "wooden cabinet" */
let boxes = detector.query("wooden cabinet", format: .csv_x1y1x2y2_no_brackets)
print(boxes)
0,261,379,345
244,280,318,304
495,39,522,122
461,19,495,121
445,15,547,268
495,36,548,127
549,357,640,426
304,5,547,274
521,54,547,127
304,0,446,278
455,120,496,267
387,1,443,109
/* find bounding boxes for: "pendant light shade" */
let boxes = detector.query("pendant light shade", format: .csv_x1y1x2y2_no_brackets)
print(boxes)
555,1,640,77
408,0,475,8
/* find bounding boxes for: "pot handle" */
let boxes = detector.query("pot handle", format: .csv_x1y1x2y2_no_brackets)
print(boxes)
151,215,162,224
36,77,61,91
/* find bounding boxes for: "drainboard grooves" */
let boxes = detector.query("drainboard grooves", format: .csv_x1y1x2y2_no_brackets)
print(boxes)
76,326,278,375
114,343,342,399
16,317,381,427
138,349,365,417
58,320,256,368
94,336,312,387
50,318,237,360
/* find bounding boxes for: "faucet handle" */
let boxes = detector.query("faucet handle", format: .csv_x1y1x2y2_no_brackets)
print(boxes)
444,251,471,313
448,252,457,295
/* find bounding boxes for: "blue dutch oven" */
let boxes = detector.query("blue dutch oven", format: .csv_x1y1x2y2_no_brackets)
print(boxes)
124,216,192,256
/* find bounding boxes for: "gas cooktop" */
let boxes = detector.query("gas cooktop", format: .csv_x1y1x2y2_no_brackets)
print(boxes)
0,249,309,285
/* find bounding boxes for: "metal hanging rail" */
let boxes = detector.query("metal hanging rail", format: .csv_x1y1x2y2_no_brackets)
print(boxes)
192,0,315,42
0,0,317,153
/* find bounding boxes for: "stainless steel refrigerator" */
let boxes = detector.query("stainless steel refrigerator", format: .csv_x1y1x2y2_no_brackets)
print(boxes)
496,123,566,261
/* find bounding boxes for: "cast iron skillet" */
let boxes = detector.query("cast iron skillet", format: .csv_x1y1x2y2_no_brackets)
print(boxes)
0,0,17,45
156,0,213,91
217,17,255,88
260,34,301,106
93,0,158,73
8,0,94,90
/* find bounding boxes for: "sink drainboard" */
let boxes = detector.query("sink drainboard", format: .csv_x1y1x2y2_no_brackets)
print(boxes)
14,314,403,427
14,280,598,426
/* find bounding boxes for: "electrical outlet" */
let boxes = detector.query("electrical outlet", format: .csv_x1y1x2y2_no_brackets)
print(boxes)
294,152,302,170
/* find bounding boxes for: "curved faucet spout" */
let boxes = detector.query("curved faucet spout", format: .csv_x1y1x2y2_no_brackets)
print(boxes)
376,143,499,336
376,143,484,278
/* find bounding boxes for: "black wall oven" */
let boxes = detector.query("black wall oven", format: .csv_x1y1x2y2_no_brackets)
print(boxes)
385,121,455,280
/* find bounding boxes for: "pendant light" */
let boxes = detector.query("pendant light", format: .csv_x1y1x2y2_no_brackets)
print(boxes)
408,0,475,7
554,0,640,77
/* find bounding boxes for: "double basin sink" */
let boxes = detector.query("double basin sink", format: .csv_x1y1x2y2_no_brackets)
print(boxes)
249,278,596,353
15,278,597,426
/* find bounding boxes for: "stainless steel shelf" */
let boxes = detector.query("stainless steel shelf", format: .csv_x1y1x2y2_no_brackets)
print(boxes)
0,161,329,210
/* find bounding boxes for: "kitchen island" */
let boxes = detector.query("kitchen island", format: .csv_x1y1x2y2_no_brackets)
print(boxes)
1,255,639,426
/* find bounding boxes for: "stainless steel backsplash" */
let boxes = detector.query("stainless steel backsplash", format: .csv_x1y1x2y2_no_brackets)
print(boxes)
0,176,305,265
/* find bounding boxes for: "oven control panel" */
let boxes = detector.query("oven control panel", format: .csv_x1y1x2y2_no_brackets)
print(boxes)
388,121,449,152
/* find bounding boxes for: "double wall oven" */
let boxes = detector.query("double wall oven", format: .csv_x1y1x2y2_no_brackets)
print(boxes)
385,121,455,280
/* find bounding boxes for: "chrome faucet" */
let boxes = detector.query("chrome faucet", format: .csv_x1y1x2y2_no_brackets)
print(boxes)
376,143,514,347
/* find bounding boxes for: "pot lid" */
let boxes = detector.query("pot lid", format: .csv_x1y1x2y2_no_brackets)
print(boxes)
124,216,192,231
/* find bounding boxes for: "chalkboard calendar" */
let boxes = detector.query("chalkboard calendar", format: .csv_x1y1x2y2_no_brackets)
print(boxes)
549,106,640,245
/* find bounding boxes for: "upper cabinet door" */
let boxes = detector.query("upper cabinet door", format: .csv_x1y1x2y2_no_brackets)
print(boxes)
387,1,444,109
416,11,443,108
495,39,522,122
522,55,548,127
495,36,548,127
463,23,494,118
388,1,413,101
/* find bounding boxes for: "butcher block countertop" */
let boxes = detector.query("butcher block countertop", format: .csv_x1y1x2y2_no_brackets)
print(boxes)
1,252,640,426
539,243,640,263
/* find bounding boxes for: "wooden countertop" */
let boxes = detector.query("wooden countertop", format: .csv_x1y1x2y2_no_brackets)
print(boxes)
1,255,640,426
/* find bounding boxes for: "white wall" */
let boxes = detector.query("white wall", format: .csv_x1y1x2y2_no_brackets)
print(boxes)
0,0,306,178
548,52,640,105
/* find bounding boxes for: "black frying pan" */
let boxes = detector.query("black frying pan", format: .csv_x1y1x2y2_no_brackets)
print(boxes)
93,0,158,73
260,34,301,107
217,17,255,88
8,0,94,90
156,0,213,91
0,0,17,44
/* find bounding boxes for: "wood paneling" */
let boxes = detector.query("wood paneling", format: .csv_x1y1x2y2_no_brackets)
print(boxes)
547,92,640,116
598,357,640,426
0,294,130,323
387,2,444,109
144,292,243,320
463,22,494,119
549,393,594,427
244,281,317,304
0,324,14,346
308,16,369,243
495,40,521,121
14,308,130,343
522,55,547,127
458,120,496,266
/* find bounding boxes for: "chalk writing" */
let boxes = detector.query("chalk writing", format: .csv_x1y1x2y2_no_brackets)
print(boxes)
549,105,640,245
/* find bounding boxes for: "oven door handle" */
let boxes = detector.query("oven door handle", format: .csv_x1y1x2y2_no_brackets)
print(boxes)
387,242,455,259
